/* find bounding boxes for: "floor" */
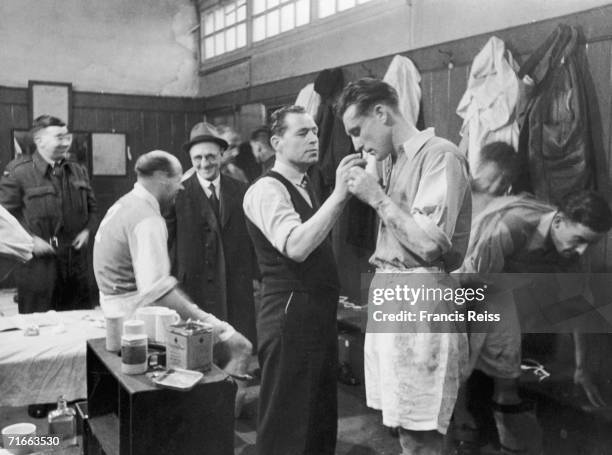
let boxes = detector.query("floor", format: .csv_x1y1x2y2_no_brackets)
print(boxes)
0,289,402,455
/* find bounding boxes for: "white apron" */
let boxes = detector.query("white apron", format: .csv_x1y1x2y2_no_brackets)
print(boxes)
364,268,469,434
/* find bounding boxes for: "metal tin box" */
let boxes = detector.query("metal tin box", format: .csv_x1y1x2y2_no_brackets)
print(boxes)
166,321,213,371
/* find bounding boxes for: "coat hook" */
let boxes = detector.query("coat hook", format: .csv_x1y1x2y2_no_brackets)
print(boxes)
360,63,375,78
439,49,454,70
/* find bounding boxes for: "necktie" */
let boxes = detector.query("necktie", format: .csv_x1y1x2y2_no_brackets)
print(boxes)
52,161,63,178
299,175,319,209
208,182,220,218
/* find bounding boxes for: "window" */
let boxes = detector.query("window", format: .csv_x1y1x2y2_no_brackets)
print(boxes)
318,0,375,18
201,0,247,59
200,0,381,62
252,0,310,42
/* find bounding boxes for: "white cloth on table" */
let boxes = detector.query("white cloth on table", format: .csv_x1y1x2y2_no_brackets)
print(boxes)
456,36,519,176
0,309,106,406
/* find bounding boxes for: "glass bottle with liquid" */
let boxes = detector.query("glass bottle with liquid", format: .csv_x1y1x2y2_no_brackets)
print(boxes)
48,395,76,446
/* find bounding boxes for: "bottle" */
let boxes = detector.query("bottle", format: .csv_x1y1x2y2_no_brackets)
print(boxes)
48,395,76,446
121,333,148,374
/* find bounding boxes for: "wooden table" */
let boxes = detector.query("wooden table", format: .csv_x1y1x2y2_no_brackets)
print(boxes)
85,338,236,455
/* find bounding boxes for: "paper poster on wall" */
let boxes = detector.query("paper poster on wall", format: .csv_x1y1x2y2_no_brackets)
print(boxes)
28,81,72,127
92,133,127,176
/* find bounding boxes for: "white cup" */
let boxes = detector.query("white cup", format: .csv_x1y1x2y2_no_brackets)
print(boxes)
155,311,180,344
105,313,124,351
134,306,180,344
2,422,37,454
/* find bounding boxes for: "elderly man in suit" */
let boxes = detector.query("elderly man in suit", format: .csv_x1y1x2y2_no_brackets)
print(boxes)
168,125,257,350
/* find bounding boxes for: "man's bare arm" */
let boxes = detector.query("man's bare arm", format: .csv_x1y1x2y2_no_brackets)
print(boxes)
284,154,365,262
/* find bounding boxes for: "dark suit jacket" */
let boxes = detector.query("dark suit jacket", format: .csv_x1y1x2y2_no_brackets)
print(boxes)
169,173,257,346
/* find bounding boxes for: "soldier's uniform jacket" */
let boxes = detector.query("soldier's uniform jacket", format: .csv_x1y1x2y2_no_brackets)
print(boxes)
0,151,97,243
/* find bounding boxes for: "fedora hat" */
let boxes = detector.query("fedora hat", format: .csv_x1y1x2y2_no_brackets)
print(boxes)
182,122,228,153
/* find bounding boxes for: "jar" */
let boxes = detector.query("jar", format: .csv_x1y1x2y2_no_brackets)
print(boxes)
121,334,148,374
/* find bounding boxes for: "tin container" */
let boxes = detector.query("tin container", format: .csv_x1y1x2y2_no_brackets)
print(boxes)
166,321,213,372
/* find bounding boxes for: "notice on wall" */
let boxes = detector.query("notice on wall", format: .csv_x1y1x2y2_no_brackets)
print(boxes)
30,83,71,125
92,133,126,176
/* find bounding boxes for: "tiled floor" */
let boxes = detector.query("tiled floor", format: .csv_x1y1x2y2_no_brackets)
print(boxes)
0,289,401,454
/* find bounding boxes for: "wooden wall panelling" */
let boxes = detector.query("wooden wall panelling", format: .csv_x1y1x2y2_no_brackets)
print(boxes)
95,109,113,131
10,104,29,130
419,71,434,129
186,111,204,133
430,68,452,141
171,112,189,169
156,112,173,154
71,107,96,132
447,65,470,145
0,104,15,169
142,111,160,157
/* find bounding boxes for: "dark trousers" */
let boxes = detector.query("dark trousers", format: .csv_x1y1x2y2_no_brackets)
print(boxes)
15,247,90,314
256,287,339,455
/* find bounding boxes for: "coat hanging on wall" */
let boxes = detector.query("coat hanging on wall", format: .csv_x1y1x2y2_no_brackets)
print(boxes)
514,24,595,204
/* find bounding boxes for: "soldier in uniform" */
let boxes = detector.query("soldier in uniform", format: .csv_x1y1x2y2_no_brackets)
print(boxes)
0,115,97,313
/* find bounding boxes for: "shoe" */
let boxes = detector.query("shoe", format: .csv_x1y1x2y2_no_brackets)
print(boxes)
452,424,481,455
452,440,481,455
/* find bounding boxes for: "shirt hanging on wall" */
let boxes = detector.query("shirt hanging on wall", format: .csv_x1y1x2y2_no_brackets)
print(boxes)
383,55,422,126
456,36,520,177
294,83,321,119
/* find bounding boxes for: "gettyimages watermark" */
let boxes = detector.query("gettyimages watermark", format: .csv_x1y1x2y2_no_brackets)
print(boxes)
359,272,612,334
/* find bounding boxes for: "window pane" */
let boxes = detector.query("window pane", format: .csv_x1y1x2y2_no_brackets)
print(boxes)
237,3,246,21
225,4,236,26
267,0,280,8
225,27,236,52
236,23,247,47
214,9,224,31
253,15,266,42
267,10,280,37
214,32,225,55
203,13,214,35
253,0,266,14
296,0,310,25
204,37,215,59
318,0,335,18
338,0,356,11
280,3,295,32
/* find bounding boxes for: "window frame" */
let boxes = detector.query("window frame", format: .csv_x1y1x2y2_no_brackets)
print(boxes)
198,0,386,70
200,0,249,61
251,0,312,43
